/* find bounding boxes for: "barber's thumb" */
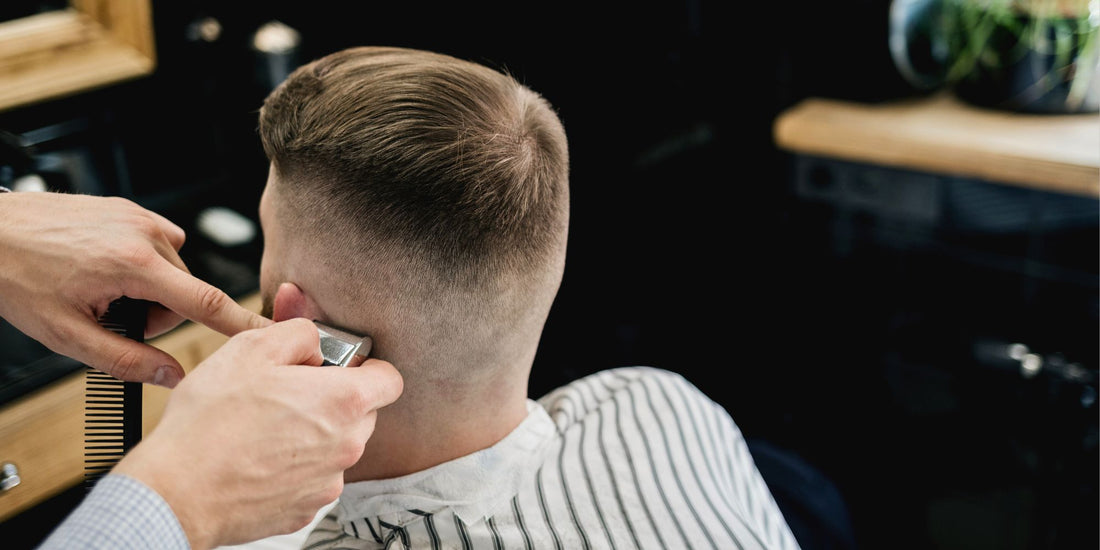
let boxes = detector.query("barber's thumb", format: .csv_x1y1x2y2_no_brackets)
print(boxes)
71,323,184,388
347,358,404,410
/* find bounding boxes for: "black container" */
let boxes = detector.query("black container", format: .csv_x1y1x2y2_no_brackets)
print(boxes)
949,12,1100,114
889,0,1100,114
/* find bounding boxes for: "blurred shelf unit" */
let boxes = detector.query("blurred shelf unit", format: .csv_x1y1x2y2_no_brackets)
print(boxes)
0,0,155,113
772,92,1099,358
772,90,1099,550
774,91,1099,200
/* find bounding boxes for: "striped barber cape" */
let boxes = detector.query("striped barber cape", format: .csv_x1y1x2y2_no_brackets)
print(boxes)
302,366,800,550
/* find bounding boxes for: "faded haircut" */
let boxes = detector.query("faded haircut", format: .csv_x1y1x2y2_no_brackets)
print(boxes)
257,46,569,339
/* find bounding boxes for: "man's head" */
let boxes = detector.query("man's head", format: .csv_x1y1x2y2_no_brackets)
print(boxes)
255,46,569,389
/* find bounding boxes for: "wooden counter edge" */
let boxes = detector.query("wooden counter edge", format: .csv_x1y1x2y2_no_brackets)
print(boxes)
773,94,1100,199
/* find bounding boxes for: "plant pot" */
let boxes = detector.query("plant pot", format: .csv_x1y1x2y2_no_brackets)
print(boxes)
890,0,1100,114
948,7,1100,113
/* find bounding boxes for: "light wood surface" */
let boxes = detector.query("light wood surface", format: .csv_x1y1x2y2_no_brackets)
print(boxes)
0,292,261,521
0,373,84,521
773,91,1100,198
0,0,155,112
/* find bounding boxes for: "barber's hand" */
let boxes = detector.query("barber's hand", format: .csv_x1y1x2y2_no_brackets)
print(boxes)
113,318,404,550
0,192,271,387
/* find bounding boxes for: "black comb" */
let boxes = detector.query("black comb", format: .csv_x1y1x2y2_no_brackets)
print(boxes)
84,297,147,490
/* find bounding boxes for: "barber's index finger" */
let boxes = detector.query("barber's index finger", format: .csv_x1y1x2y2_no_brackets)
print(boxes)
136,258,273,336
253,318,324,367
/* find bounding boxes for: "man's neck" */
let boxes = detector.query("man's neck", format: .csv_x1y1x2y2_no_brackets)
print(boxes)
342,379,530,482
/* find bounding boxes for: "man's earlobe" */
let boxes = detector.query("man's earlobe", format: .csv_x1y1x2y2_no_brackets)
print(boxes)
272,282,321,322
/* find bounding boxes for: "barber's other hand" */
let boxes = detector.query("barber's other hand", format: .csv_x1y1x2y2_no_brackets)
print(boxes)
0,192,272,387
113,318,404,549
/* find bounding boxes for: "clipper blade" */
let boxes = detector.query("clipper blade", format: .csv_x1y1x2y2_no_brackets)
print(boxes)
314,321,372,367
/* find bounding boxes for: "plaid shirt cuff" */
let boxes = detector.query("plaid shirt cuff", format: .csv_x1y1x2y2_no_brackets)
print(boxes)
37,474,189,550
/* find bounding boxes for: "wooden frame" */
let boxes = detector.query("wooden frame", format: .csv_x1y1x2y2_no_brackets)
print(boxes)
0,0,154,112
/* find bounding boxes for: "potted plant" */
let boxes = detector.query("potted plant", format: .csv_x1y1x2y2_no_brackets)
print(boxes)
890,0,1099,113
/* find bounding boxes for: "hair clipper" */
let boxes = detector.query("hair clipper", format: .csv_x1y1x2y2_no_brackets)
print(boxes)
314,321,372,367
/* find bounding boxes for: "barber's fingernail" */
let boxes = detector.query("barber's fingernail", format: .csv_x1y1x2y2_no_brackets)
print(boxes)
153,366,181,389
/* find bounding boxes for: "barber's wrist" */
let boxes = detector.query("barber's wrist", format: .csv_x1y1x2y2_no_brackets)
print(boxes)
115,439,217,550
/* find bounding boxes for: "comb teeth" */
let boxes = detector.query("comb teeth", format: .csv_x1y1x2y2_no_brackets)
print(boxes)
84,298,145,490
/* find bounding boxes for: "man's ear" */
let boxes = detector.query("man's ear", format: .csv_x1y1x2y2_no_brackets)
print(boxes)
272,282,324,322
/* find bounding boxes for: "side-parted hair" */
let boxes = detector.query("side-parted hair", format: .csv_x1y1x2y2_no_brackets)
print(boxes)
257,46,569,358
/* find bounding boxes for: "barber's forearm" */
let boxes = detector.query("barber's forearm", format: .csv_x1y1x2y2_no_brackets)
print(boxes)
36,474,189,550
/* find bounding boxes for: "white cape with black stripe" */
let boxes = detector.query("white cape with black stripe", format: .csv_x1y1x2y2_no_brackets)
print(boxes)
302,366,800,550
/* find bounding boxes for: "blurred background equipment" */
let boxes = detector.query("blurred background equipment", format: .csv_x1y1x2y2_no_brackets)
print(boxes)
250,19,302,94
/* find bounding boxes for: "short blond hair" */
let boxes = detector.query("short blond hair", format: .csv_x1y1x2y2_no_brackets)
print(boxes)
258,46,569,377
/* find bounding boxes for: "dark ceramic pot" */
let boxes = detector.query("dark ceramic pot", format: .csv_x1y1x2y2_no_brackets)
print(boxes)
890,0,1099,114
949,11,1099,113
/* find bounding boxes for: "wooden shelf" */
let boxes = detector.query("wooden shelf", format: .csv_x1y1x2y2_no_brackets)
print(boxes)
773,91,1100,199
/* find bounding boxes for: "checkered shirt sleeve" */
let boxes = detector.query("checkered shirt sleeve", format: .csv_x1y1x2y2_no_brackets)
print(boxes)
37,474,189,549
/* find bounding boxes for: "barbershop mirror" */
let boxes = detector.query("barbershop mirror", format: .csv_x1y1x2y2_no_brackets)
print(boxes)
0,0,155,112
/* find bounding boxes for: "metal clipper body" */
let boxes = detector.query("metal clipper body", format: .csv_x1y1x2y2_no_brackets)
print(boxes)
314,321,372,367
